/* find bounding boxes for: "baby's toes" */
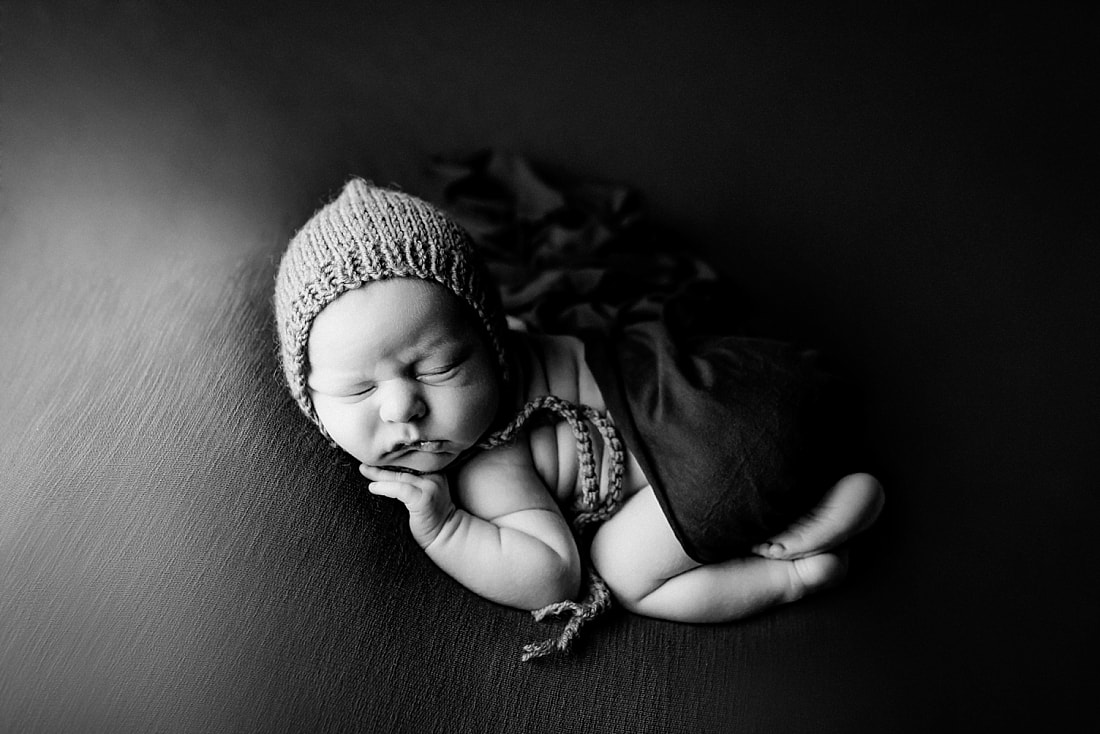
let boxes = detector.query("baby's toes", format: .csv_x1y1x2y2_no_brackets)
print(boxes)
752,524,815,560
753,540,790,559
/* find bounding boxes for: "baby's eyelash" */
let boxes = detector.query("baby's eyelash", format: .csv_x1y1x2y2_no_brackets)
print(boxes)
418,362,460,379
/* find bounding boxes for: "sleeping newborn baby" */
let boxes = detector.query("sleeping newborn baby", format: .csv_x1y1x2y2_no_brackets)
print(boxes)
273,179,883,659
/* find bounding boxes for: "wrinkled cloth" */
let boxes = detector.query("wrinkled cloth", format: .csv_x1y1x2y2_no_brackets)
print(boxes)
583,320,848,562
432,151,854,562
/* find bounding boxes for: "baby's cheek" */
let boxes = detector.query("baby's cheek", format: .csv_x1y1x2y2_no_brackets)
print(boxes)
471,382,501,424
441,391,494,445
317,403,372,457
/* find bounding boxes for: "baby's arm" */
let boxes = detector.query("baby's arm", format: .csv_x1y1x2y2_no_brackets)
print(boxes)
361,444,581,610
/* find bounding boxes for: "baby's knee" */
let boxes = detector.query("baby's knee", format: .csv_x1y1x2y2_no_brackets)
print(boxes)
589,487,699,612
589,524,667,612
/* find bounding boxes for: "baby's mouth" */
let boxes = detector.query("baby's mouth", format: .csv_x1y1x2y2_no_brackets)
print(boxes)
390,440,448,455
377,440,461,474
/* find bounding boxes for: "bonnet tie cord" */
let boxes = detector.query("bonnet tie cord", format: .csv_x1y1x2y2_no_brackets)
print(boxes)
478,395,626,661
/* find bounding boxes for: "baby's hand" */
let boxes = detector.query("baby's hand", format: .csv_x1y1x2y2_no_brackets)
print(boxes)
360,465,456,548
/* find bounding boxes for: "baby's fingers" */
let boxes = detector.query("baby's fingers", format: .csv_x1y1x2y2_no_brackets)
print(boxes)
360,465,443,508
366,479,423,506
359,465,453,547
360,465,410,482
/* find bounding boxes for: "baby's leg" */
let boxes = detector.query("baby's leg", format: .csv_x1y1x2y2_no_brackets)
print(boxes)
752,473,884,561
590,488,846,624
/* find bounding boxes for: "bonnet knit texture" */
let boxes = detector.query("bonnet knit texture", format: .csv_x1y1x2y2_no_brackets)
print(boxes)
273,178,511,432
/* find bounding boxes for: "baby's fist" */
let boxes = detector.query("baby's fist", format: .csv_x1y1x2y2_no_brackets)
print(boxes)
360,465,455,547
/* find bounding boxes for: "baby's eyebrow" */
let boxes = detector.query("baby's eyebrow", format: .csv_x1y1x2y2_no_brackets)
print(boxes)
407,340,464,368
421,330,466,351
420,343,473,367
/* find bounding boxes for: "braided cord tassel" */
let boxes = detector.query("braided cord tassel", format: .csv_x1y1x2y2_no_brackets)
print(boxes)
519,568,614,662
478,395,627,661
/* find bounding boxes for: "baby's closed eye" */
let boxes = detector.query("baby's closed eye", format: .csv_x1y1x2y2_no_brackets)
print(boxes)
330,381,376,398
310,382,376,400
417,361,463,383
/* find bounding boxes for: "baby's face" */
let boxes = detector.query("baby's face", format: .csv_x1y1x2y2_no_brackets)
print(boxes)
306,278,501,473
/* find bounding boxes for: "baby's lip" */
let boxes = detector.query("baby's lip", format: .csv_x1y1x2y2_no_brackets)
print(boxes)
387,439,450,456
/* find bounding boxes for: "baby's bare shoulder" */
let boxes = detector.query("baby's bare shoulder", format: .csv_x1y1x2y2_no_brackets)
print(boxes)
515,331,605,409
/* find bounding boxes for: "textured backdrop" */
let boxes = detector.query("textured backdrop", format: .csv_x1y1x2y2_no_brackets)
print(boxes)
2,2,1098,731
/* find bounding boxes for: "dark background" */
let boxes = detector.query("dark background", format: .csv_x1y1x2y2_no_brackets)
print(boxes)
2,2,1097,732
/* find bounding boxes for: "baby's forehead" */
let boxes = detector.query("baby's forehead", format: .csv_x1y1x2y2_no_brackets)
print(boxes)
355,277,472,319
309,277,481,348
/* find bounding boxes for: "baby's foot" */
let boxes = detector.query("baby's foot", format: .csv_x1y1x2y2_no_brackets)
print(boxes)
786,552,848,600
754,473,883,560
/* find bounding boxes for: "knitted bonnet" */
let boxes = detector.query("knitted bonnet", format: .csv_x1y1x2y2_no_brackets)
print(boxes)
273,178,511,432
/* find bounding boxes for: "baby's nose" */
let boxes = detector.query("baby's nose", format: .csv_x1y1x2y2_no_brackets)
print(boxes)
377,380,426,424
